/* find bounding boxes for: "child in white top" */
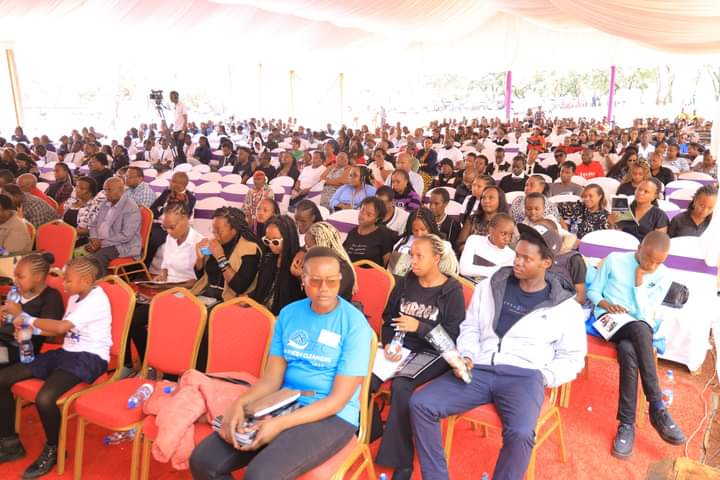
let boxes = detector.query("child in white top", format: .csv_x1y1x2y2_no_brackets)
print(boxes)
459,213,516,281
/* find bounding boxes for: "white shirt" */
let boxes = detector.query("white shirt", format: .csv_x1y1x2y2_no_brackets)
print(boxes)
385,206,409,235
65,151,84,168
436,145,463,168
161,227,203,283
459,235,516,280
368,161,394,183
637,143,655,160
62,286,113,361
174,101,188,132
297,164,326,190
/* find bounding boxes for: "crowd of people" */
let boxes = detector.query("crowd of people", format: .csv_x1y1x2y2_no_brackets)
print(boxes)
0,101,716,480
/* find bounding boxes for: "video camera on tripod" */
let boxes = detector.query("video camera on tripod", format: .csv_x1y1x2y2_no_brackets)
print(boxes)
148,89,179,166
149,90,164,106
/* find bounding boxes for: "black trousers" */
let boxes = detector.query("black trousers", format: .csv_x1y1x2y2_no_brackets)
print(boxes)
371,358,449,468
90,245,120,277
144,224,167,269
125,303,150,368
611,320,662,424
173,131,186,164
189,415,355,480
0,363,81,445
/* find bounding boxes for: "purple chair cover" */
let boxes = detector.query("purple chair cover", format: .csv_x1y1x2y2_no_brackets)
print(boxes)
219,192,246,203
666,209,682,220
194,191,218,200
150,184,166,194
664,254,717,276
579,243,635,259
194,209,215,220
664,187,679,198
669,198,690,209
326,220,356,234
143,175,155,183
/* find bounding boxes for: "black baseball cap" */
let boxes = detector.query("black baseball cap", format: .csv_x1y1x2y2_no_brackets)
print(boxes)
517,223,562,257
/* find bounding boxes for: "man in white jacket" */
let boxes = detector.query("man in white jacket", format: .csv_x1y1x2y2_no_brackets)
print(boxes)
410,225,586,480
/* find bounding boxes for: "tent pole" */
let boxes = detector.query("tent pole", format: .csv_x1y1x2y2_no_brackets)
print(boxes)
289,69,295,118
5,49,23,127
504,70,512,123
607,65,616,125
339,72,344,125
257,63,263,116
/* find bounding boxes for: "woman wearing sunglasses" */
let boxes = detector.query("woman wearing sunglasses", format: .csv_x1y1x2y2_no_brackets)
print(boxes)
251,215,303,315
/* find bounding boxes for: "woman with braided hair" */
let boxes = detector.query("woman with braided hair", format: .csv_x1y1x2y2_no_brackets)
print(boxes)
0,256,111,478
250,215,303,315
290,221,357,300
191,206,263,370
0,252,64,365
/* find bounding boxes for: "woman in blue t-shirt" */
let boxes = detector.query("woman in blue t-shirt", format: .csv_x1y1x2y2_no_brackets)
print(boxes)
190,247,373,480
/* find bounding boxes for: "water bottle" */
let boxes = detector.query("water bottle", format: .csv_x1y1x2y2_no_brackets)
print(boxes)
388,329,405,356
481,473,489,480
127,383,154,409
661,370,675,407
379,474,388,480
4,286,20,324
162,385,175,394
103,428,136,446
18,328,35,364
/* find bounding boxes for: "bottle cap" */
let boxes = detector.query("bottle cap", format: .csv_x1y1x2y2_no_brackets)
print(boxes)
163,386,174,394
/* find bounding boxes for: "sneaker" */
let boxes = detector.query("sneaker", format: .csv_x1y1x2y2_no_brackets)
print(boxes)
392,467,413,480
21,443,57,479
611,423,635,459
0,435,26,463
650,408,687,445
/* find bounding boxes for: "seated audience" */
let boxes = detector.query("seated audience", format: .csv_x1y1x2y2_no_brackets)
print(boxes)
610,178,668,241
244,171,275,221
520,192,551,227
587,232,686,459
607,147,639,181
276,151,300,181
123,166,156,207
85,177,141,275
459,212,515,282
189,247,372,480
0,253,65,364
557,184,610,239
329,165,376,211
291,221,356,300
428,188,461,246
509,174,561,224
87,153,113,188
252,197,280,238
251,215,304,315
390,208,458,277
369,148,395,187
692,150,717,179
663,144,689,173
486,147,509,177
549,161,583,196
293,200,323,243
0,194,32,253
668,185,717,237
386,153,424,196
417,138,439,174
532,220,587,304
373,234,465,480
456,185,508,250
649,152,675,186
524,149,548,176
575,148,605,180
390,170,421,211
191,136,212,166
290,150,326,207
4,184,59,228
460,175,494,222
617,161,651,196
545,149,566,180
319,152,351,208
430,159,459,189
253,151,277,181
18,173,55,209
63,176,103,245
46,163,74,206
409,226,586,480
111,145,130,173
377,186,410,236
0,257,111,478
498,155,528,193
343,196,397,266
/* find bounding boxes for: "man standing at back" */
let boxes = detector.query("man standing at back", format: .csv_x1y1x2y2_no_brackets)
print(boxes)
409,225,586,480
170,90,188,164
587,231,686,459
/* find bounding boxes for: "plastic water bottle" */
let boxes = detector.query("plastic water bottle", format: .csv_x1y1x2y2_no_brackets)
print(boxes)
162,385,175,394
661,370,675,407
103,428,136,445
4,286,20,324
379,474,388,480
127,383,154,409
388,330,405,356
481,473,489,480
18,328,35,364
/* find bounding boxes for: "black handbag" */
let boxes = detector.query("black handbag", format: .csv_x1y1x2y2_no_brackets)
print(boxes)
662,282,689,308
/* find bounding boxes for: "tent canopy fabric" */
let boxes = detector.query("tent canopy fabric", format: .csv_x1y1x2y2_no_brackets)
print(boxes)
0,1,719,71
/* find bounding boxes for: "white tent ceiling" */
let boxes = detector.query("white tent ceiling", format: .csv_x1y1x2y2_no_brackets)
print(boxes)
1,0,719,71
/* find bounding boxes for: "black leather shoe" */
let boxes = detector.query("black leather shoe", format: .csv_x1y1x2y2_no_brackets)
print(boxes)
0,435,26,463
650,408,687,445
22,443,57,479
392,467,413,480
611,423,635,459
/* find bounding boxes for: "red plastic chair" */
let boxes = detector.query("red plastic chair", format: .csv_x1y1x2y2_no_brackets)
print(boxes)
296,333,378,480
138,296,276,480
71,287,206,480
108,206,153,281
352,259,395,336
455,275,475,310
12,275,136,475
24,220,36,248
36,220,77,268
444,388,566,480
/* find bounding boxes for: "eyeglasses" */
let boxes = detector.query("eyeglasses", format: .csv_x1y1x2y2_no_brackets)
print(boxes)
304,275,342,289
262,236,283,247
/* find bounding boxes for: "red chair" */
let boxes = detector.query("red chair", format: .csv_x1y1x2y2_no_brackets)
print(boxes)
108,206,153,281
138,296,276,480
12,275,136,475
455,275,475,310
443,387,566,480
296,333,378,480
36,220,77,268
352,260,395,335
72,287,206,480
24,220,36,248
